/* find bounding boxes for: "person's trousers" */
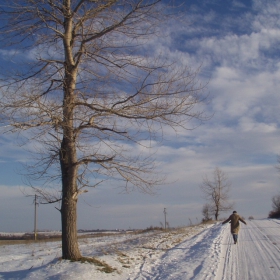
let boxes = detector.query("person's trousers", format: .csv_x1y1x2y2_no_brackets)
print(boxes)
232,233,238,243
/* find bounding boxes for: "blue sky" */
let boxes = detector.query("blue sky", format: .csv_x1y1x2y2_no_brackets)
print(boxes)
1,0,280,232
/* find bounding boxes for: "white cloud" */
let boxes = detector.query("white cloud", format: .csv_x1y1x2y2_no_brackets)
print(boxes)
238,117,277,133
232,0,247,9
195,29,280,71
252,0,280,30
1,0,280,231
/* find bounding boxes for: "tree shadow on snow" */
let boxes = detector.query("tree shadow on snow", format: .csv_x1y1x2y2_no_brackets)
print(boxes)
0,258,62,280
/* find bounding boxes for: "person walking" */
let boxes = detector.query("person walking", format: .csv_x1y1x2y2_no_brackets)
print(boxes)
222,211,247,244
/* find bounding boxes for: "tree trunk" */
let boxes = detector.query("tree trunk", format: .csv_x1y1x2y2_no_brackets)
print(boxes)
61,187,81,260
59,79,81,259
60,137,81,260
60,37,81,258
59,86,80,258
215,210,218,221
59,1,82,258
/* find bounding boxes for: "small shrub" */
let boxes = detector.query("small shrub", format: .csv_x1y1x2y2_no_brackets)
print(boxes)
268,210,280,219
202,218,212,223
143,226,163,232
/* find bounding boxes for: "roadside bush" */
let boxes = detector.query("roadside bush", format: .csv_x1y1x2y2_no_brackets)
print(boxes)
268,194,280,218
144,226,163,232
268,210,280,219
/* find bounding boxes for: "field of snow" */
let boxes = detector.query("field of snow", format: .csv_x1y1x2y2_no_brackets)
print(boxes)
0,219,279,279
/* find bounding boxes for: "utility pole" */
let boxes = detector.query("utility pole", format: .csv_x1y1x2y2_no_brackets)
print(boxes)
163,208,167,230
34,194,38,241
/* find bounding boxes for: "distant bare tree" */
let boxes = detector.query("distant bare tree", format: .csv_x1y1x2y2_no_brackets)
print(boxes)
202,203,212,222
200,167,234,220
0,0,207,260
272,194,280,212
268,194,280,218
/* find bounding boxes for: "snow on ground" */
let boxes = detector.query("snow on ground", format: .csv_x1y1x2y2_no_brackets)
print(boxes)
0,219,279,279
220,219,280,280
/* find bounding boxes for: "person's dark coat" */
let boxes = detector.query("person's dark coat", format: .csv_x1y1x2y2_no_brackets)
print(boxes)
222,213,247,234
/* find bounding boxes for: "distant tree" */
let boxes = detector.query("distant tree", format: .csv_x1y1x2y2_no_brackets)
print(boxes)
202,203,212,222
271,156,280,218
268,194,280,218
200,167,234,220
272,194,280,212
0,1,207,260
248,216,254,220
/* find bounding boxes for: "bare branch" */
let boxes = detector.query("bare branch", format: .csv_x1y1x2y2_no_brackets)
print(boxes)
0,0,208,260
200,167,234,220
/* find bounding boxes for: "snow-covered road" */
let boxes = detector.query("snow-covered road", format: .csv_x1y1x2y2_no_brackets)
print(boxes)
0,219,280,279
219,219,280,280
129,220,280,280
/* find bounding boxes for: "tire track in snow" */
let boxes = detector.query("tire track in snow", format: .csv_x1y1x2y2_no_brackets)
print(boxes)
218,219,280,280
127,220,280,280
130,224,224,280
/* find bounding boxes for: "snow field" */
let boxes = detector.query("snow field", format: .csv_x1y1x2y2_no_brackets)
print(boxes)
0,224,212,280
1,220,280,279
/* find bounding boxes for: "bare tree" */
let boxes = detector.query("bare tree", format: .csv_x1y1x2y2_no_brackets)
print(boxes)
0,0,207,260
268,194,280,218
200,167,234,220
270,157,280,218
272,194,280,212
202,203,212,222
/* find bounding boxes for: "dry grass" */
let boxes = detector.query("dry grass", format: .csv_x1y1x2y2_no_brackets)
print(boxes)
73,257,117,273
0,239,58,246
0,232,125,246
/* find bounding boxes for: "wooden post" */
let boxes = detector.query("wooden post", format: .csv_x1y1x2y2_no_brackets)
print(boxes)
164,208,167,230
34,194,37,241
